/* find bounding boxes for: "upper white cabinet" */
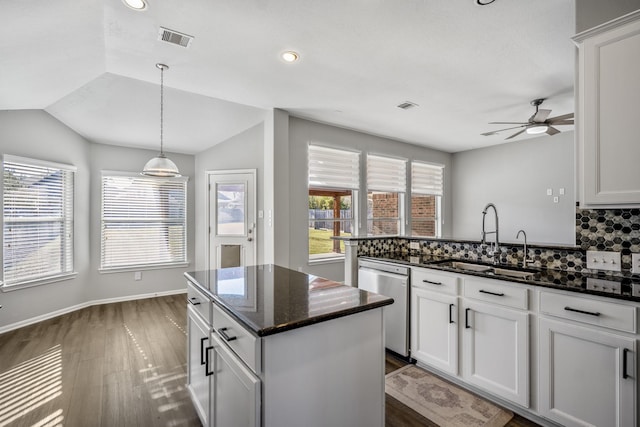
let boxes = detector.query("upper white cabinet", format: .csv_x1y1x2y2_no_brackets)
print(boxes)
575,11,640,205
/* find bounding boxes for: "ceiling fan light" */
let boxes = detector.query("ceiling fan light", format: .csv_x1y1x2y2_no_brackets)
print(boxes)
142,154,181,177
526,125,548,135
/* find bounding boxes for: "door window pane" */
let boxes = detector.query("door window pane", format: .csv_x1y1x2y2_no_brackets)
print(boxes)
217,183,246,236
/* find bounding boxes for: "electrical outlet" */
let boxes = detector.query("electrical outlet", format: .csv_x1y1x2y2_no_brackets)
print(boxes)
134,271,142,281
631,253,640,274
546,188,553,196
409,241,420,250
586,250,621,272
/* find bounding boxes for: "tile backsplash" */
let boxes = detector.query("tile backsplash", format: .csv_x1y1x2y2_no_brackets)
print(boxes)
357,207,640,274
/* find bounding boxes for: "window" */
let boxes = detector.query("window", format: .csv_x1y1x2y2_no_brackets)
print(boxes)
411,161,444,237
101,173,187,270
2,156,75,288
308,144,359,260
367,154,406,236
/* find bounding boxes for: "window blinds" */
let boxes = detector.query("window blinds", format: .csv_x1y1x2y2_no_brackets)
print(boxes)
308,144,360,189
3,157,75,286
411,162,444,196
101,174,187,270
367,154,407,193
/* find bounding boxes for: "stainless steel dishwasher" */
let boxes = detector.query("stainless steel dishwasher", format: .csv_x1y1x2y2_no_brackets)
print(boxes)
358,258,410,357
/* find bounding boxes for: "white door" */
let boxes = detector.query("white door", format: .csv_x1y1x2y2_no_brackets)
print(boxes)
208,170,256,270
539,317,636,427
411,288,458,375
462,300,529,407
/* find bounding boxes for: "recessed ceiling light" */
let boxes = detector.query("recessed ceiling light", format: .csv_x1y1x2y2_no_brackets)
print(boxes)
281,51,300,63
123,0,147,10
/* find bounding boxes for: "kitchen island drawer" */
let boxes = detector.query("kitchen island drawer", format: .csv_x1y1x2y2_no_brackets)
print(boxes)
463,277,528,310
187,282,212,324
540,291,636,333
412,268,459,295
212,303,261,373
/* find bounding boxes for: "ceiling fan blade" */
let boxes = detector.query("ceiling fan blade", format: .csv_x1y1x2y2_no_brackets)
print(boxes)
532,109,551,122
548,120,574,126
480,124,527,136
488,121,529,125
546,112,574,122
546,126,560,136
505,128,527,140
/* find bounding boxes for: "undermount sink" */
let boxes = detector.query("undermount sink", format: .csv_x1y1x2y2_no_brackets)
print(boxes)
437,261,534,280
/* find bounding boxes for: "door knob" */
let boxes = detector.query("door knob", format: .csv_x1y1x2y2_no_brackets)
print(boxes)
247,237,253,242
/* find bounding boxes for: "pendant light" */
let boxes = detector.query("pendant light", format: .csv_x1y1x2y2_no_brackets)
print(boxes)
142,63,181,177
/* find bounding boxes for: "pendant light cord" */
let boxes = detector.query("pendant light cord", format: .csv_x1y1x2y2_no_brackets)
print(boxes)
160,65,164,156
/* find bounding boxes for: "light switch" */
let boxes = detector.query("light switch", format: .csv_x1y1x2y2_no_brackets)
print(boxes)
553,196,559,203
586,250,621,272
559,188,565,195
546,188,553,196
134,271,142,281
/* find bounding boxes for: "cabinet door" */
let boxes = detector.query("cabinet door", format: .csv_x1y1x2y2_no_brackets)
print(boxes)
462,300,529,407
411,287,458,375
539,317,636,427
578,13,640,204
187,305,211,426
211,333,261,427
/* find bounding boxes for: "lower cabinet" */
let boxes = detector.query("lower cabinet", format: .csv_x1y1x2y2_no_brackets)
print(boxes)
538,317,636,427
210,332,261,427
461,299,529,408
187,305,212,426
411,287,458,375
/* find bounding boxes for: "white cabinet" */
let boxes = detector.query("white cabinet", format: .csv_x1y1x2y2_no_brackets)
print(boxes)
187,304,212,426
538,317,636,427
574,11,640,205
210,333,261,427
461,299,530,408
411,287,458,375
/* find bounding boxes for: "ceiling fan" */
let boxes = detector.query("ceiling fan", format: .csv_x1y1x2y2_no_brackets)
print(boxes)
481,98,574,140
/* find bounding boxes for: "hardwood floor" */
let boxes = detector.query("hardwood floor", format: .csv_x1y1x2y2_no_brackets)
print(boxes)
1,295,540,426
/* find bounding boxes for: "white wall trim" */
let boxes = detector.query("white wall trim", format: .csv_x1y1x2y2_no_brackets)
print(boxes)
0,289,187,335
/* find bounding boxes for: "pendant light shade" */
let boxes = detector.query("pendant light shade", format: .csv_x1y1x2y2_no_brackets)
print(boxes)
142,63,181,177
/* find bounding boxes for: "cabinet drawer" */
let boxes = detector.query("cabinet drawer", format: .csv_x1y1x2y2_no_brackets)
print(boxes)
463,278,528,310
212,303,261,373
412,268,459,295
187,282,212,324
540,291,637,333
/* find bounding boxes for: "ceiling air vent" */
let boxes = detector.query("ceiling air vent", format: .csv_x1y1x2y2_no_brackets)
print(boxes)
397,101,418,110
158,27,194,48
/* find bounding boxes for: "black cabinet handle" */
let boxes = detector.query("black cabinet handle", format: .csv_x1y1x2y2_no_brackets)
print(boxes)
623,348,630,379
479,289,505,297
218,327,237,342
465,308,471,329
564,306,601,317
200,337,208,365
205,346,214,376
423,279,443,285
188,297,201,306
449,304,455,324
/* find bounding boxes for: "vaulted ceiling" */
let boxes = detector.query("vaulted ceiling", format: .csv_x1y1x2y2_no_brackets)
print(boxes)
1,0,575,154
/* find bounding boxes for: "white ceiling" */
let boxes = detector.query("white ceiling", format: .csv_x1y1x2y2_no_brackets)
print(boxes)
1,0,575,154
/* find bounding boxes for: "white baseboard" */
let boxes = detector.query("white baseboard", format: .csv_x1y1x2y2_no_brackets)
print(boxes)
0,289,187,335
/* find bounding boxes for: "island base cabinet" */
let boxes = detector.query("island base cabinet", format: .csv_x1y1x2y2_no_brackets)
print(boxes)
210,332,260,427
538,317,636,427
461,300,529,408
187,305,211,426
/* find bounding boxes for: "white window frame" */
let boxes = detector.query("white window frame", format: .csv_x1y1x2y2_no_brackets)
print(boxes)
1,155,77,291
308,144,360,263
410,161,444,238
100,171,189,272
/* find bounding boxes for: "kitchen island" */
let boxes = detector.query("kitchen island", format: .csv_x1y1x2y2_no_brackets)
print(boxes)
185,264,393,427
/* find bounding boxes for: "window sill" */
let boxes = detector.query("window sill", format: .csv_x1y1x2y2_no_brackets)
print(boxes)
1,272,78,292
308,255,345,265
99,262,190,274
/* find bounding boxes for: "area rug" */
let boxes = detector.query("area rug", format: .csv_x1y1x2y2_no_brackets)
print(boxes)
386,365,513,427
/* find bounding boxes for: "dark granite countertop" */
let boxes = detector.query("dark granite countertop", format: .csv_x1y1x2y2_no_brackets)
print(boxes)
360,254,640,303
185,264,394,337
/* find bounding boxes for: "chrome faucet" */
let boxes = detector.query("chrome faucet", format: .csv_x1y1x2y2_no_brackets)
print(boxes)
516,229,532,267
481,203,499,263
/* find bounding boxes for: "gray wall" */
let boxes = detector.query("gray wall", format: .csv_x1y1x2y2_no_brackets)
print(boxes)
576,0,640,32
288,116,453,281
451,131,575,246
0,110,196,329
194,122,266,271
